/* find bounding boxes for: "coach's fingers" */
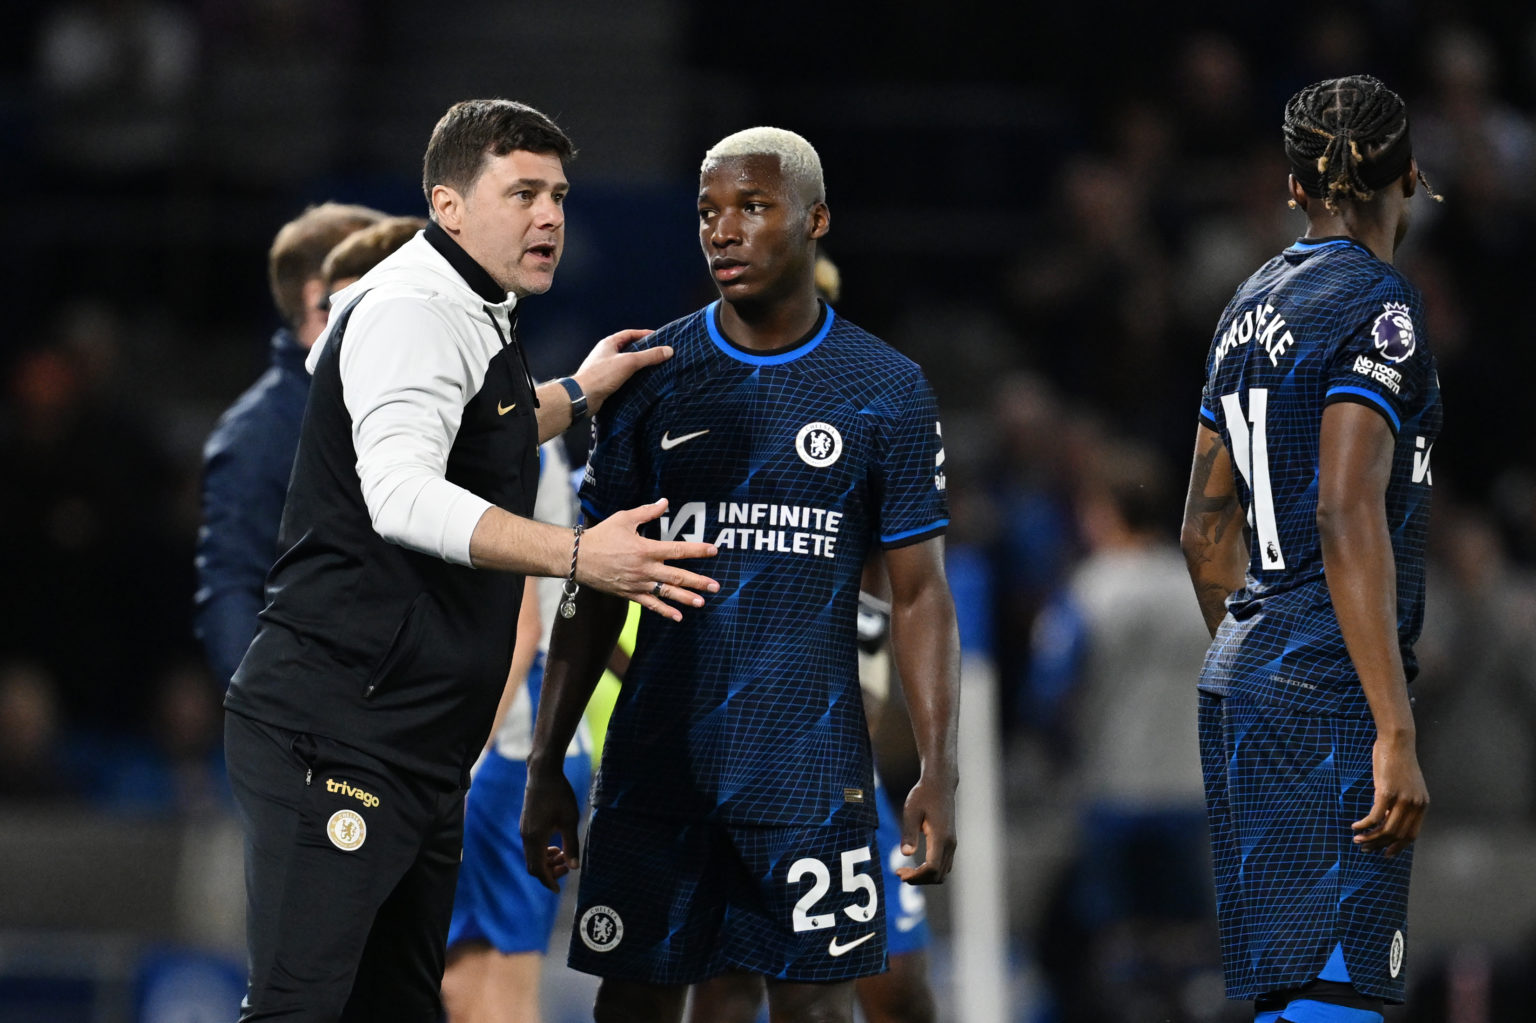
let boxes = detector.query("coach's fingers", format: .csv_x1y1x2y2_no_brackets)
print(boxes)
619,342,672,370
600,327,656,351
649,545,722,574
634,591,684,622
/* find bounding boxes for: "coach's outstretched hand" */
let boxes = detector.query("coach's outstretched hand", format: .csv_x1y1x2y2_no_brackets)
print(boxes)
570,328,668,415
896,773,957,885
520,771,581,893
579,498,719,620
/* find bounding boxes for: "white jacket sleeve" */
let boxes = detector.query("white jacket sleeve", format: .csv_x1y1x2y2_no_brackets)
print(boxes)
337,295,493,566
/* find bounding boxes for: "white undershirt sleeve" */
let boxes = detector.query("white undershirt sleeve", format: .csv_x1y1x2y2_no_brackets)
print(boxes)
337,295,494,566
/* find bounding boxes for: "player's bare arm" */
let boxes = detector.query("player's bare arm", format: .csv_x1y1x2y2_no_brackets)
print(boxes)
1181,423,1249,637
468,498,719,618
1318,401,1428,857
519,586,630,890
533,328,671,443
884,536,960,885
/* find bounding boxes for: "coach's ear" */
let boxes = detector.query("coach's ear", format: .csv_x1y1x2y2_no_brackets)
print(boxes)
431,184,466,231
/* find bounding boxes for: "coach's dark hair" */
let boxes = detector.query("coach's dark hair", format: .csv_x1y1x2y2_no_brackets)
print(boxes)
1283,75,1439,213
422,100,575,211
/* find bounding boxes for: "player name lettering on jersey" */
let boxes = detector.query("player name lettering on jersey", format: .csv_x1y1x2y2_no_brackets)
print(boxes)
1351,354,1403,394
662,501,843,559
1214,300,1297,368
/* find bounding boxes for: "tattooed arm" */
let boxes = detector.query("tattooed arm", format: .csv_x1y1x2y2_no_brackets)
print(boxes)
1180,423,1248,637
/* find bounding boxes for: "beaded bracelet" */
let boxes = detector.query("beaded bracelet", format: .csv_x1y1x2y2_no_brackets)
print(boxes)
558,524,583,619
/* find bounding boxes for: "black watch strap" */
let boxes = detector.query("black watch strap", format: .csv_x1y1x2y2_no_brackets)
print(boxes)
558,376,589,420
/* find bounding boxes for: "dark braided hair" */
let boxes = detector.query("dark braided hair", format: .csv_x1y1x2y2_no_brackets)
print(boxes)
1283,75,1441,212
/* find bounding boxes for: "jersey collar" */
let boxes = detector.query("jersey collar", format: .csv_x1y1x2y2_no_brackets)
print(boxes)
1285,236,1372,255
705,300,834,366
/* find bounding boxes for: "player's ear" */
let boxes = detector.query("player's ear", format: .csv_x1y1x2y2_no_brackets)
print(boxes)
1287,174,1309,212
1401,159,1418,199
807,201,830,242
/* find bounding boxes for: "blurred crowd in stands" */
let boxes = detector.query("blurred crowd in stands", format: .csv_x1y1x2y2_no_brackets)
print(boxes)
2,2,1535,1020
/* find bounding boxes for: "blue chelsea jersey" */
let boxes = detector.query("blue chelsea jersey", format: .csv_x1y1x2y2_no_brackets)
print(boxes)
1197,238,1442,715
581,301,949,826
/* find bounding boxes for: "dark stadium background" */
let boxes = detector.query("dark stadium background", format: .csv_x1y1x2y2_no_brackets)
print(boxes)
2,2,1533,1020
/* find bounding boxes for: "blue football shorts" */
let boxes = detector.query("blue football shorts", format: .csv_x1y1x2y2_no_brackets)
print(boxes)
1199,691,1412,1002
568,806,888,985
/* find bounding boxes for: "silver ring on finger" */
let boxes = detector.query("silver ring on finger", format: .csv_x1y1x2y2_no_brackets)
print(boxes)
651,581,664,598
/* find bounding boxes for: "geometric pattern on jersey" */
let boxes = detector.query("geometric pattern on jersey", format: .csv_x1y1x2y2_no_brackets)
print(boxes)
1197,238,1442,716
568,806,887,984
1199,693,1411,1002
873,773,930,956
447,744,592,955
581,301,948,827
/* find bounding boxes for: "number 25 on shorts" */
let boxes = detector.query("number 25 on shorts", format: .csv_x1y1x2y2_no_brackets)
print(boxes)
788,846,878,931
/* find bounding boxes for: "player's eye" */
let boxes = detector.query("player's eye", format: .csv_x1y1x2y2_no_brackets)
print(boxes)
744,202,766,214
698,208,716,221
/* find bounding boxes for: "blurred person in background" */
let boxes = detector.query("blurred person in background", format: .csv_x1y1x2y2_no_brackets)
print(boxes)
1182,75,1441,1023
0,316,184,731
33,0,199,182
194,202,384,689
93,656,229,815
320,215,429,301
1413,508,1536,823
0,659,82,802
1034,440,1219,1021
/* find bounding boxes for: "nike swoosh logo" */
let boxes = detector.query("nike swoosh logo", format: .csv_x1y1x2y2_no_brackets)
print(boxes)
498,401,516,415
827,932,876,957
660,428,710,451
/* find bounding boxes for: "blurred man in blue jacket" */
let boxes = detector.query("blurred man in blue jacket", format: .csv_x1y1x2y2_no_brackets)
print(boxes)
193,202,383,687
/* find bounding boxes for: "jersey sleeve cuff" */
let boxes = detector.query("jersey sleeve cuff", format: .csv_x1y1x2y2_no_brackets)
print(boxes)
880,519,948,550
1199,405,1218,427
1324,385,1401,435
439,490,495,566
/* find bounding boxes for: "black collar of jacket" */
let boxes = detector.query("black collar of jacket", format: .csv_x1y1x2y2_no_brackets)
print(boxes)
424,222,508,305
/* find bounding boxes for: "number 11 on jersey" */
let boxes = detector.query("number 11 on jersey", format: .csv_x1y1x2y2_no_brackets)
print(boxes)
1220,388,1286,571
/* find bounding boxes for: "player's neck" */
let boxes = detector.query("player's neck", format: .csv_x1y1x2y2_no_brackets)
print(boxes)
717,290,822,352
1303,213,1396,265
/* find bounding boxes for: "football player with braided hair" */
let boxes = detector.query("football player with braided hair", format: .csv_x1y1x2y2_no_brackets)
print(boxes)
1182,75,1442,1023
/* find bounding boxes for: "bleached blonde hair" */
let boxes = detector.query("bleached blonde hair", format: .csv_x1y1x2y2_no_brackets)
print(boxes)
702,127,825,205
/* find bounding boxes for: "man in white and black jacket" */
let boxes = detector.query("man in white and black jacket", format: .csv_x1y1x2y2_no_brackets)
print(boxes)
223,99,720,1022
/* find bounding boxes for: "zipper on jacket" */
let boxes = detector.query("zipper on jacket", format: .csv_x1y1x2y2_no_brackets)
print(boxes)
485,306,539,407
